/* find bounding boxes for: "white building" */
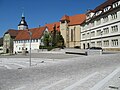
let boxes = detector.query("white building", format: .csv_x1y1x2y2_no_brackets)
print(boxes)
13,27,49,54
81,0,120,51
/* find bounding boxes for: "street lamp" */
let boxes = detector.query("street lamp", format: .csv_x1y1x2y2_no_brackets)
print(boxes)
28,30,32,66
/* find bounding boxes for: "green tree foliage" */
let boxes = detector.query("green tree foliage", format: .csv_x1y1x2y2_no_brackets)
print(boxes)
43,31,51,46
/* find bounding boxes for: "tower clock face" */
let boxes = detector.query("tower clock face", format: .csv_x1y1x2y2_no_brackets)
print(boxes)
21,21,24,24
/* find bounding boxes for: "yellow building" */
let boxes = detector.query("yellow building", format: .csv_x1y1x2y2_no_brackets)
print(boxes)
60,14,86,48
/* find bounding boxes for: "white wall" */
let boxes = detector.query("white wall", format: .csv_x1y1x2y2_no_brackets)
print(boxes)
13,39,43,54
81,4,120,50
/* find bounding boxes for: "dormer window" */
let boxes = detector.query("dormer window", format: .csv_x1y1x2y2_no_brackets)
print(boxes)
104,6,111,12
113,1,120,8
86,14,90,18
96,11,102,16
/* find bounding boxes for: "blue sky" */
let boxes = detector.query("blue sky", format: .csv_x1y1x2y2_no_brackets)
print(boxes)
0,0,106,37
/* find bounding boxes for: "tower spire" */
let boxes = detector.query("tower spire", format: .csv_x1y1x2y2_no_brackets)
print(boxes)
22,7,24,17
22,12,24,17
18,7,28,30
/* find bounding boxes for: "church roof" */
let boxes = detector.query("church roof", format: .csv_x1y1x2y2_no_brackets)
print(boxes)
60,15,70,21
15,27,46,40
45,22,60,32
60,14,86,26
18,16,28,26
68,14,86,26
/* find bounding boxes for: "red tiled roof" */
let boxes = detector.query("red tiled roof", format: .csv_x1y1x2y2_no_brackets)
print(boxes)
68,14,86,26
60,15,70,21
45,22,60,32
60,14,86,26
5,29,19,37
15,27,46,40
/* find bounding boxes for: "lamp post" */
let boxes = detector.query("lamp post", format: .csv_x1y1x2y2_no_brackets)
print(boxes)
28,30,32,66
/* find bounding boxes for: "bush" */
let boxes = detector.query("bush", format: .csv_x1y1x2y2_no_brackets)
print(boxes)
39,46,56,51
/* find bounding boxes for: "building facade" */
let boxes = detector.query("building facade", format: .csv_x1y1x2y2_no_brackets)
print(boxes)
0,37,3,54
81,0,120,51
13,27,48,54
3,29,19,54
3,13,29,54
60,14,86,48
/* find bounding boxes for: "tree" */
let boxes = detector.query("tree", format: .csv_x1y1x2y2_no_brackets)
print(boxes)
43,31,51,46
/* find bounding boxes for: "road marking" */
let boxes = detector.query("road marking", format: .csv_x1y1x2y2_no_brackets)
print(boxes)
4,65,12,69
39,79,67,90
14,86,26,90
90,67,120,90
63,72,99,90
25,61,36,65
10,63,26,68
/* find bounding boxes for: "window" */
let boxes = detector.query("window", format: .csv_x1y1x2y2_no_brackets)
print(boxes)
113,2,119,8
91,22,95,27
96,11,102,16
104,6,111,12
36,39,38,42
111,12,117,20
111,25,118,33
91,31,95,37
61,20,65,24
97,41,101,47
91,42,95,47
82,25,85,30
103,16,108,23
87,32,90,38
111,39,118,47
96,19,101,25
103,27,109,34
103,40,109,47
96,30,101,36
82,34,85,39
71,29,73,41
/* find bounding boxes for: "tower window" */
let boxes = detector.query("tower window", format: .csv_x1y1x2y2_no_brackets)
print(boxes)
61,20,65,23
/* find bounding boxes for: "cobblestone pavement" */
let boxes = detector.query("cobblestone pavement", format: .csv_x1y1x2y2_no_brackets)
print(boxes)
0,50,120,90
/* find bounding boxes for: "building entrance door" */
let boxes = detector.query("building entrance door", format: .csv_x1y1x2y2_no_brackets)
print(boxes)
6,49,9,53
87,43,90,49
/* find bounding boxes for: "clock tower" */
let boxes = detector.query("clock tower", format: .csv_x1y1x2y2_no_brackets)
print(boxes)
18,13,28,30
